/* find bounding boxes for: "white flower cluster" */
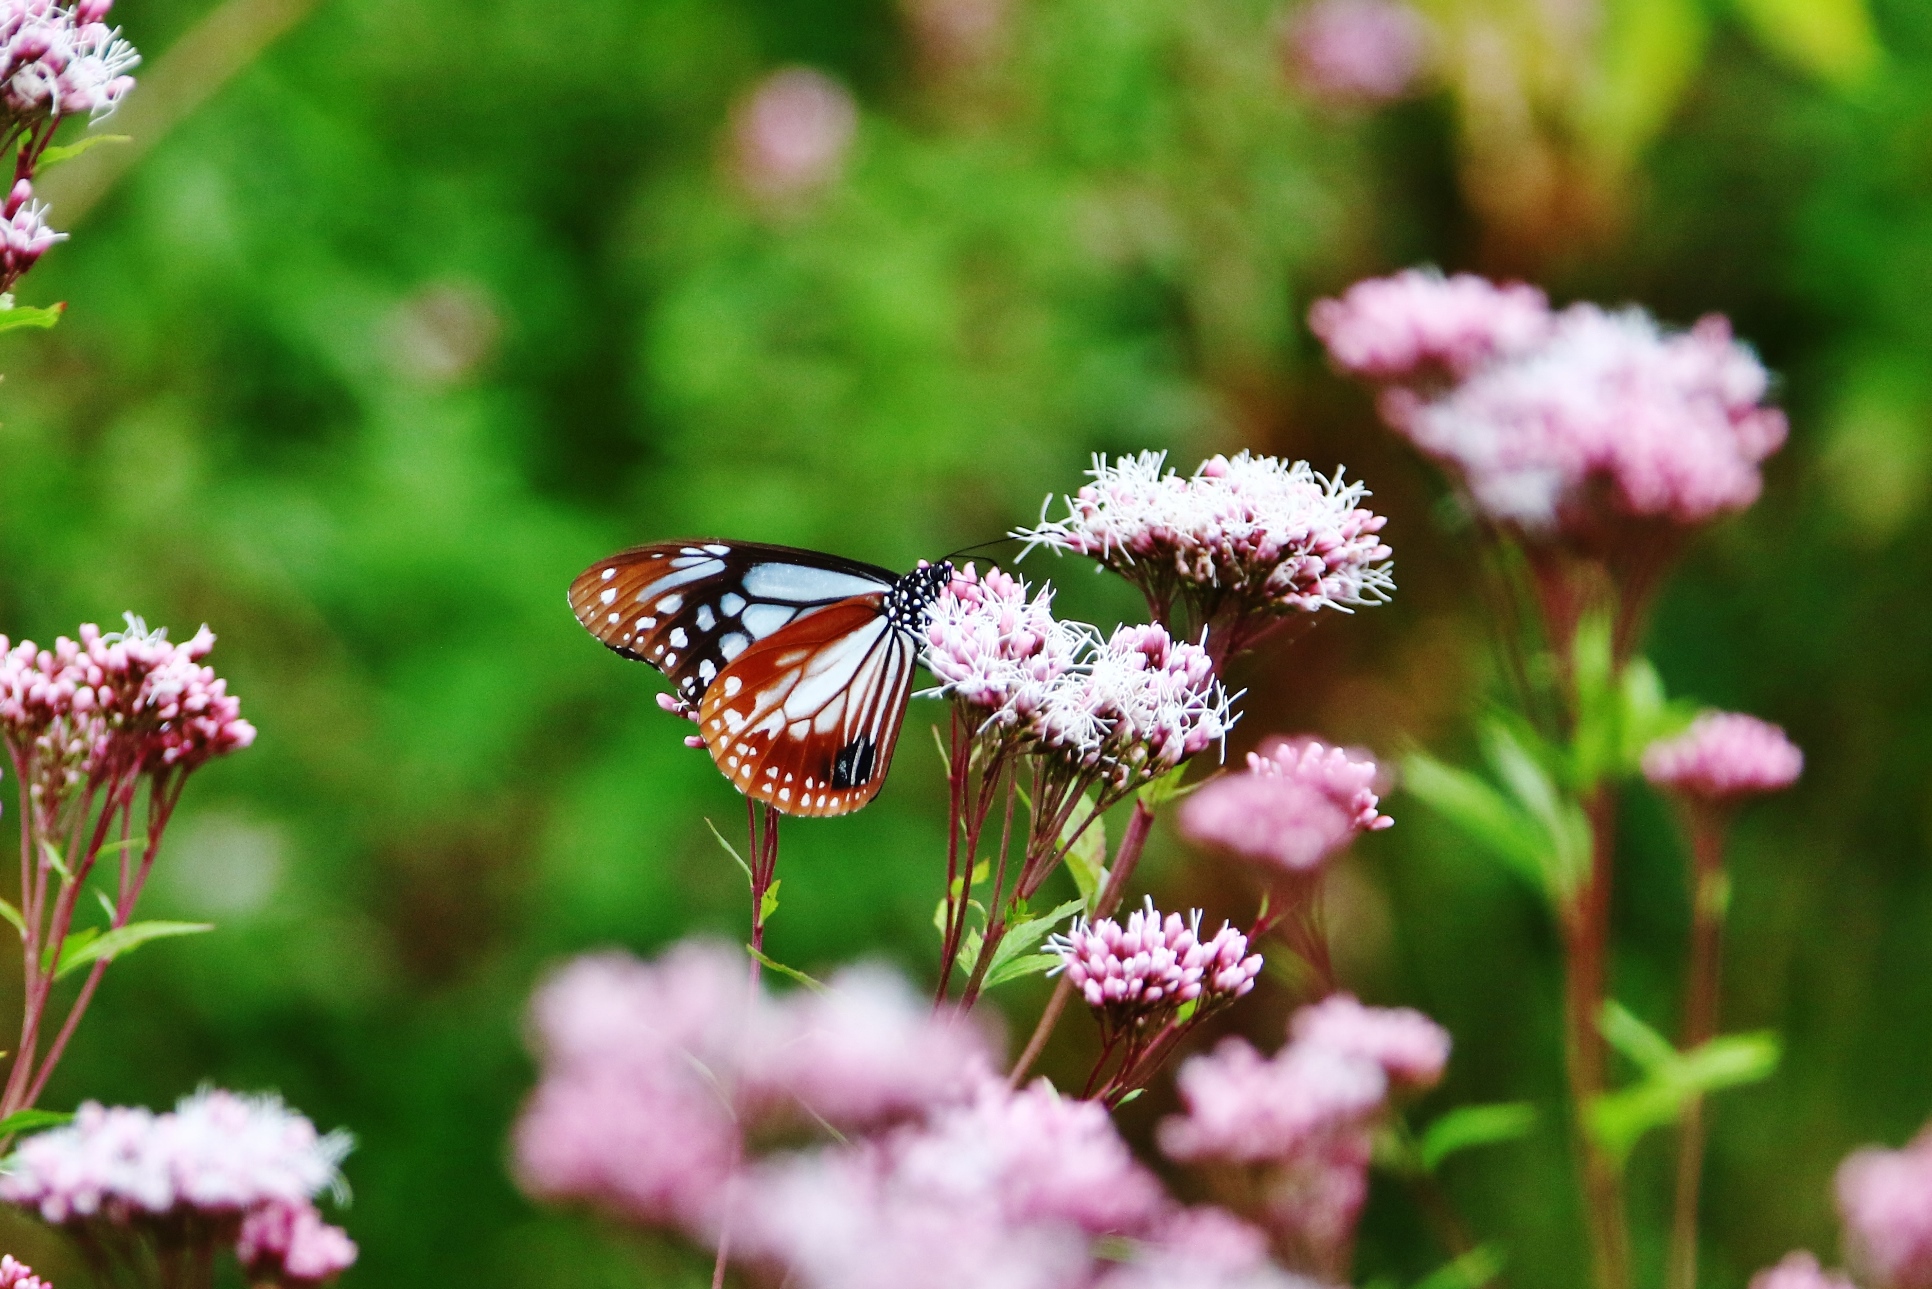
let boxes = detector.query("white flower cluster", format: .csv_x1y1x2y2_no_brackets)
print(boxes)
1015,452,1394,623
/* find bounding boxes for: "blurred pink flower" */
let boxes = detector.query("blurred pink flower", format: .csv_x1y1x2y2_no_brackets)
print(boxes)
1314,274,1788,535
1751,1253,1859,1289
1158,1037,1385,1165
1309,268,1551,382
1047,897,1260,1033
730,67,858,203
1642,712,1802,803
0,1090,350,1225
739,1080,1167,1289
902,0,1009,70
1838,1131,1932,1289
237,1199,359,1286
1290,992,1450,1091
1179,737,1390,873
0,1256,47,1289
1281,0,1432,106
1016,452,1393,640
747,962,998,1129
511,943,749,1229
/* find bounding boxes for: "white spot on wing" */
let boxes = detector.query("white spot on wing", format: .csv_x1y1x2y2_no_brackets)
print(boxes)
633,562,721,602
600,587,617,605
670,628,689,648
741,604,796,638
600,568,616,581
696,605,716,631
723,676,742,697
699,660,716,683
658,594,683,613
720,632,751,660
743,563,887,602
720,593,746,616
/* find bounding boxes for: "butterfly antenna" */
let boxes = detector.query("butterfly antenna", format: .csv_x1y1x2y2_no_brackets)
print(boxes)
939,536,1022,566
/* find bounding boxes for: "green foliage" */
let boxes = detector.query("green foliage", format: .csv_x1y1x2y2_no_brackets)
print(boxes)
1419,1103,1539,1172
0,1108,73,1137
51,921,213,981
0,303,62,332
1588,1003,1782,1166
1411,1246,1508,1289
1062,799,1109,914
975,897,1083,991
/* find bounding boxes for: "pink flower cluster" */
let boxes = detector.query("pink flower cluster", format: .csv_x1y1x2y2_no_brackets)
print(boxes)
1014,451,1394,630
0,617,255,798
1047,897,1262,1034
0,1090,355,1285
1312,271,1788,534
1180,737,1391,874
923,566,1231,787
1281,0,1431,107
512,942,999,1233
1159,994,1449,1276
237,1201,361,1287
0,1256,47,1289
1310,270,1550,382
737,1081,1171,1289
0,0,138,122
1643,711,1803,804
0,178,58,290
1751,1253,1859,1289
730,67,857,204
1837,1129,1932,1289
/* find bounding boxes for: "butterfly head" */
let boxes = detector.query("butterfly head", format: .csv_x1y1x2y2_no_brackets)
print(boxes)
886,559,954,636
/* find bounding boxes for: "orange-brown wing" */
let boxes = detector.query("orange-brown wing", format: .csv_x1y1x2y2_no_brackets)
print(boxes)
696,596,919,818
569,541,896,707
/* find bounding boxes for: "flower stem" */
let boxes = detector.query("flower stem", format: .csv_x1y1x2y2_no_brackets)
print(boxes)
1008,798,1156,1086
1666,807,1730,1289
1564,787,1630,1289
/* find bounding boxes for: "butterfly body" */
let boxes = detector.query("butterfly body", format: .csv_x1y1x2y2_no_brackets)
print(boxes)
570,541,951,817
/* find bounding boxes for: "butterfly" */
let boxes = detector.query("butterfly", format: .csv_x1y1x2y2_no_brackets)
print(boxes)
570,541,954,817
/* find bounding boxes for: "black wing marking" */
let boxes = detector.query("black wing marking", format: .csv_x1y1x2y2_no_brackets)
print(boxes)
569,540,899,705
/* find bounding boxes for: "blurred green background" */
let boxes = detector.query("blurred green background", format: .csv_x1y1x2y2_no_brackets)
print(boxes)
0,0,1924,1283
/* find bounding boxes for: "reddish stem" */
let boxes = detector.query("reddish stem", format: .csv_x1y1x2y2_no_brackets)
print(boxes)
1008,799,1156,1087
1563,787,1629,1289
1666,806,1731,1289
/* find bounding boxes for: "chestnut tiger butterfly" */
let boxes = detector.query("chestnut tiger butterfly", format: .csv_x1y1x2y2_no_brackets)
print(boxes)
570,541,954,818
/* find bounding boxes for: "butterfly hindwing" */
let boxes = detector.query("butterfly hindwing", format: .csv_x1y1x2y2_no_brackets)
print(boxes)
696,596,919,818
569,541,898,707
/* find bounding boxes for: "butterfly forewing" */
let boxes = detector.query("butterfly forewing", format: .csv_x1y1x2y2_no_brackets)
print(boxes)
569,541,897,707
697,597,920,817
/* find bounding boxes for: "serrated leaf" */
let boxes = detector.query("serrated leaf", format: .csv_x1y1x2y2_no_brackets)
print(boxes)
1402,753,1548,891
0,1108,72,1136
760,878,781,923
0,897,23,940
1419,1103,1538,1171
1413,1244,1507,1289
0,302,62,333
979,898,1083,991
54,920,212,980
1137,763,1190,807
746,946,825,993
36,132,130,168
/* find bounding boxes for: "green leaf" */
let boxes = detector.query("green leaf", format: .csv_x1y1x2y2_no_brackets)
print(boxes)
1419,1103,1538,1171
760,878,781,923
930,723,951,777
1733,0,1881,88
0,302,62,333
1136,763,1190,808
1062,796,1108,913
746,946,825,992
94,887,117,921
54,920,213,980
1483,720,1592,898
0,897,23,941
703,817,754,888
1589,1003,1782,1163
45,927,97,975
979,897,1083,991
37,839,69,881
1616,659,1697,773
1402,753,1548,892
1599,1001,1679,1074
35,133,131,168
0,1108,72,1136
1413,1244,1507,1289
1585,0,1710,167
